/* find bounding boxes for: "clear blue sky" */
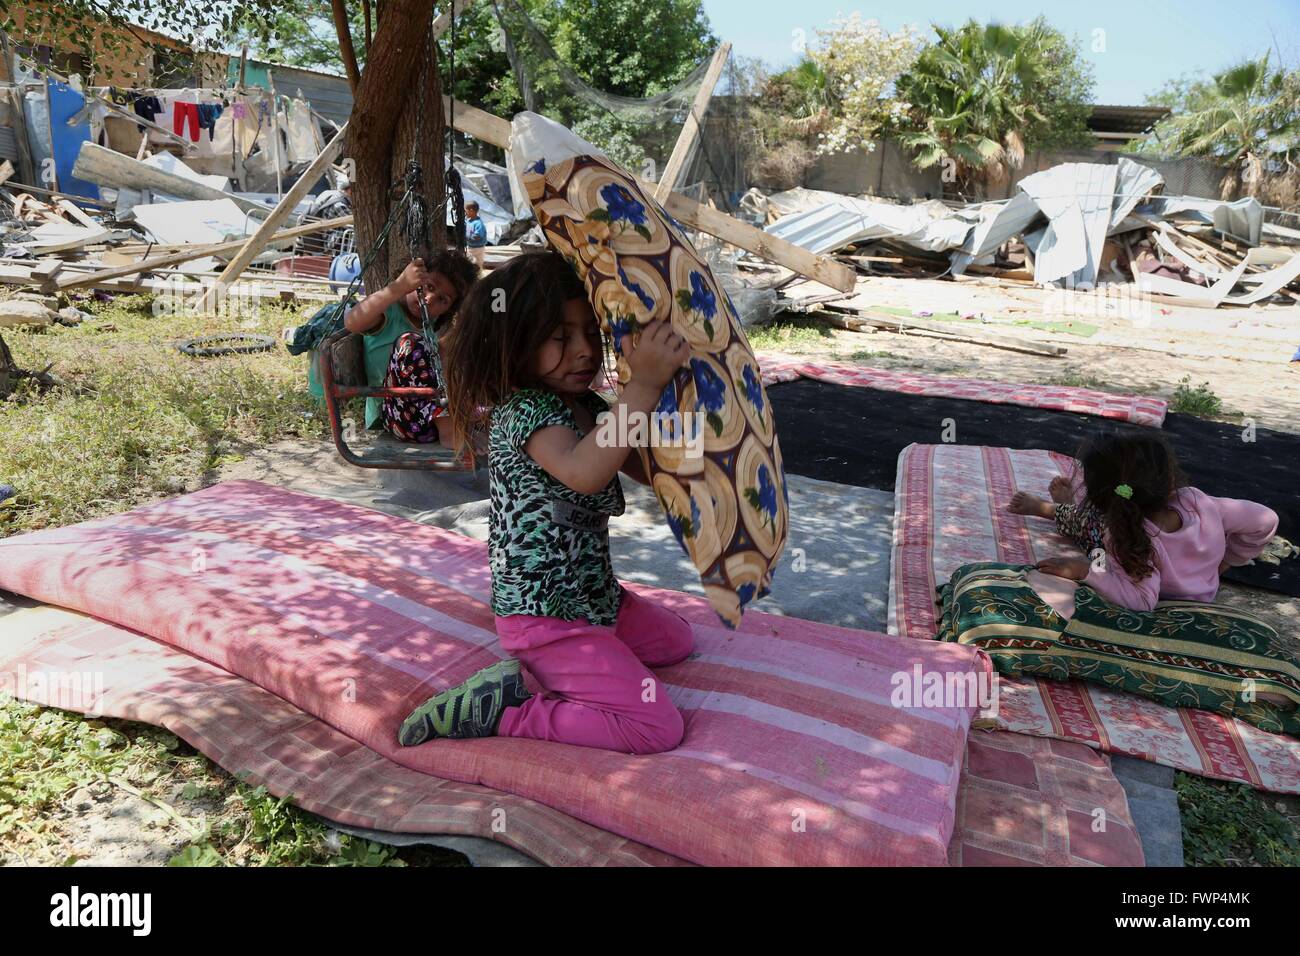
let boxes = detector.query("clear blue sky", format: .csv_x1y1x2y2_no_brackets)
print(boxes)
701,0,1300,105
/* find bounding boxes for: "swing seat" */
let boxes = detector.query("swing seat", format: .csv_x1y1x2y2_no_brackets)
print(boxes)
318,328,471,471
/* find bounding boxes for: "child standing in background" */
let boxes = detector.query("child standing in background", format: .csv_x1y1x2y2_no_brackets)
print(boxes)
465,200,488,269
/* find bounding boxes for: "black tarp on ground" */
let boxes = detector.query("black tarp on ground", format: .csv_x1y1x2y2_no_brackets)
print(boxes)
768,378,1299,596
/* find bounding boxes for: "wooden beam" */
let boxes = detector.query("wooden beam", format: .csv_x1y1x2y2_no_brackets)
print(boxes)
54,215,352,291
198,128,350,310
820,305,1068,357
655,42,730,203
440,97,856,292
72,143,270,217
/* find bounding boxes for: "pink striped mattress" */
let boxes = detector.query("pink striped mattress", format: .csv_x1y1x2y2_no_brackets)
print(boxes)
888,443,1300,794
757,353,1168,427
0,480,991,867
0,602,1141,866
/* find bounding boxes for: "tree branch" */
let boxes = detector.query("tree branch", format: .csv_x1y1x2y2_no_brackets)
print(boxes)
331,0,362,93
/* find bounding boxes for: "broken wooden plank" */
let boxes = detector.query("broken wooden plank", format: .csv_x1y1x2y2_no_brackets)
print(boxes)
655,42,731,203
72,143,270,217
31,260,63,281
53,215,352,291
440,97,856,293
819,305,1067,357
199,123,350,311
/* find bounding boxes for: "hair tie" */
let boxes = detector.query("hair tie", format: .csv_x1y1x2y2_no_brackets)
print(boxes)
1114,484,1133,500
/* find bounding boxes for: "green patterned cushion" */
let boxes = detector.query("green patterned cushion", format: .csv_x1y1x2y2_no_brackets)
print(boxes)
936,561,1300,737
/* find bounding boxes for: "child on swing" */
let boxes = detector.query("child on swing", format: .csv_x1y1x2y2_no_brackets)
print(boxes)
343,249,478,443
398,251,695,754
1009,432,1278,612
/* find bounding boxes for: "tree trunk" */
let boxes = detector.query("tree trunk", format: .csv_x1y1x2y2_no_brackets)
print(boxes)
346,0,447,295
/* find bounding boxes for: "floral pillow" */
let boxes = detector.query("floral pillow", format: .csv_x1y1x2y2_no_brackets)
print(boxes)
508,112,789,627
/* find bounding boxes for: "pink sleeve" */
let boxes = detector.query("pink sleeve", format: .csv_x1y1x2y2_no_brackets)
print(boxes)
1084,552,1161,612
1214,496,1279,566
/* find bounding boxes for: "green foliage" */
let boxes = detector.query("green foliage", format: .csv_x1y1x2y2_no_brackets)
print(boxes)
1131,56,1300,197
765,59,829,123
0,294,328,536
805,14,923,154
1177,773,1300,866
1170,376,1224,417
894,18,1094,192
230,4,366,73
744,315,836,352
3,1,281,80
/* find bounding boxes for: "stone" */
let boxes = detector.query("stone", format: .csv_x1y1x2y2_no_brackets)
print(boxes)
0,299,58,329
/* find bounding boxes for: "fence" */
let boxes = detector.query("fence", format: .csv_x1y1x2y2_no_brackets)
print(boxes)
800,139,1236,205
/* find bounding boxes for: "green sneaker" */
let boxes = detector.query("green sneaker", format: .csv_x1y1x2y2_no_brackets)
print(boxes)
398,659,531,746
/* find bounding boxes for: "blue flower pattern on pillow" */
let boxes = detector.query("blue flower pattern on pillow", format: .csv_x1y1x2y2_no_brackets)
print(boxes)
676,270,719,341
741,364,764,415
743,463,779,535
617,264,655,312
692,358,727,438
590,183,652,244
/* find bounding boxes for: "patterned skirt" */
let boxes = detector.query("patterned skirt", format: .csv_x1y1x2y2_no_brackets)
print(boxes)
1055,501,1105,554
380,332,446,444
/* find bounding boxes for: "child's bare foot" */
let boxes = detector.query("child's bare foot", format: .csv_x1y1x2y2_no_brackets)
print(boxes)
1009,492,1055,519
1048,475,1073,505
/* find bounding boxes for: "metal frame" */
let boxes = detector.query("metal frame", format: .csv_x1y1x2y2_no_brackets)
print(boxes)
317,328,470,471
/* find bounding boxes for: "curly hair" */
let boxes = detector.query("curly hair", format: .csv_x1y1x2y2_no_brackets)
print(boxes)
1079,431,1186,580
391,248,480,332
441,250,593,463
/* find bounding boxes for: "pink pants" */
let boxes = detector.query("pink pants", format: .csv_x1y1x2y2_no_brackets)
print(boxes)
496,589,694,755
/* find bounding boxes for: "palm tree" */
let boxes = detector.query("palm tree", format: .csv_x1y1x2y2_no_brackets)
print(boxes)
895,20,1057,196
1163,56,1300,199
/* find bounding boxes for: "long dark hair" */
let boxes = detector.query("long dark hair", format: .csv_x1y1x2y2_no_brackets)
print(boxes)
1079,432,1186,580
442,251,590,462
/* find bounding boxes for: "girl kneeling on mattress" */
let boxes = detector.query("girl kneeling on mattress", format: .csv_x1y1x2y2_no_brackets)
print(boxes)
397,251,696,754
1009,432,1278,612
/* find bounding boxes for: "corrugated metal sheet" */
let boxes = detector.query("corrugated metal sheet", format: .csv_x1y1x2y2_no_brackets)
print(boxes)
764,196,970,256
1019,162,1118,287
234,60,353,127
266,64,353,127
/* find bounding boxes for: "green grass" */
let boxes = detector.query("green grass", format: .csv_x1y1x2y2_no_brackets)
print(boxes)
0,294,331,535
745,314,837,351
873,305,1099,338
847,349,897,363
0,293,462,867
1176,772,1300,866
1169,376,1225,418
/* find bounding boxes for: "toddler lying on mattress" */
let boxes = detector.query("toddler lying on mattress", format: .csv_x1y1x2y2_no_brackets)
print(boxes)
1009,432,1278,614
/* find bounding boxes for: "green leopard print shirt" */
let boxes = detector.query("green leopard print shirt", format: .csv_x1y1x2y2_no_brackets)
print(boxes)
489,387,625,625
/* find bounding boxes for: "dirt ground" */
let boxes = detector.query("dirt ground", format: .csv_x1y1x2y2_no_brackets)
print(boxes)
773,274,1300,432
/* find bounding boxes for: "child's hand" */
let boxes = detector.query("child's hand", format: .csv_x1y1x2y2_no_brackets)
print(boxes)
625,320,689,390
393,259,431,296
1035,556,1091,581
